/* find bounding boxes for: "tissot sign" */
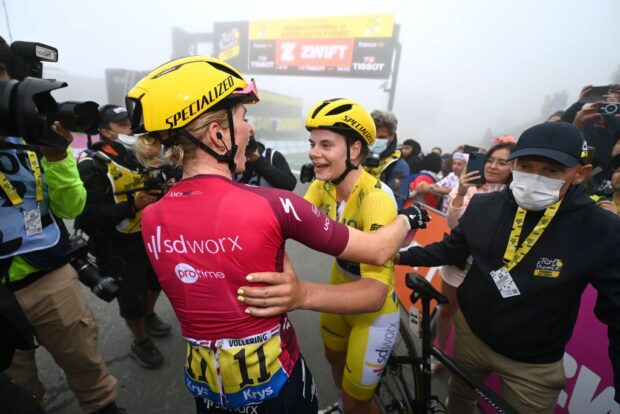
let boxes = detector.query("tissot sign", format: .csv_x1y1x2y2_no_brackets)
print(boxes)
214,14,396,79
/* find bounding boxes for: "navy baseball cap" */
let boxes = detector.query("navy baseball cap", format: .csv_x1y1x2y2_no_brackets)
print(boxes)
508,122,588,167
99,104,129,128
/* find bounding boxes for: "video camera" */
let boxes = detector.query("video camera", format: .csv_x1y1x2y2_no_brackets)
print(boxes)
299,163,315,183
66,235,119,302
363,154,380,168
114,167,170,198
0,41,101,149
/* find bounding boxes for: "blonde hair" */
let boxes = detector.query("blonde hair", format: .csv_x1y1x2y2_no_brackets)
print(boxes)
135,109,229,169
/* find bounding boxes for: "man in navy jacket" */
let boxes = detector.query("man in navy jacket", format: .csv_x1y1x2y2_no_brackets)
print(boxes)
399,121,620,413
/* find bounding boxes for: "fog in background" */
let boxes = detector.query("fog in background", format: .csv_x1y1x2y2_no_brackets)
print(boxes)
2,0,619,153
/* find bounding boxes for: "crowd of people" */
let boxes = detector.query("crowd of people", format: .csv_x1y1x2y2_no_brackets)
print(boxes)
0,30,619,414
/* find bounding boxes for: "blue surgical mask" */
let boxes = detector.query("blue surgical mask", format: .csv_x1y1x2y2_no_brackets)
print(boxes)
369,138,389,155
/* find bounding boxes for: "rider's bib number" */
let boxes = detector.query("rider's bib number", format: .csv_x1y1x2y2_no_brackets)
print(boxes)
184,334,289,408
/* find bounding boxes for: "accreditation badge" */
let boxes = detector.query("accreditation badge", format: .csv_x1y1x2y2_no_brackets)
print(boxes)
23,207,43,236
490,267,521,299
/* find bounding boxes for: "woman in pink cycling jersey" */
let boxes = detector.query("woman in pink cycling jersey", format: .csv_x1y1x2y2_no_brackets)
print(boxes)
128,56,427,414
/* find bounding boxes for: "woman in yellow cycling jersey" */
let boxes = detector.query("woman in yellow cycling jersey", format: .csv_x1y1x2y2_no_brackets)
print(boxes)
304,99,401,414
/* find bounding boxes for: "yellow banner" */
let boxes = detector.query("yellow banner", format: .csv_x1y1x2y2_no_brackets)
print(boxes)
249,14,394,40
260,91,303,106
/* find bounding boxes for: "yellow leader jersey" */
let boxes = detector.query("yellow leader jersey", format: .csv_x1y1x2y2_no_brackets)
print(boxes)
304,169,398,305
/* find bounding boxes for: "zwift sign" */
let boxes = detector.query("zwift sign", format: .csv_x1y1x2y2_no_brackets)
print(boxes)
214,14,396,79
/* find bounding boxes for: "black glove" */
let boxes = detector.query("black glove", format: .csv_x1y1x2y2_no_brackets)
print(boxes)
398,203,431,230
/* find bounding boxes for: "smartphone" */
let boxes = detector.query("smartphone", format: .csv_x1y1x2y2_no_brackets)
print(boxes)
582,86,611,103
463,144,480,154
465,152,486,185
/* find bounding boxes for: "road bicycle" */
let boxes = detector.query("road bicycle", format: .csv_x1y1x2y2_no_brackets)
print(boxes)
374,272,519,414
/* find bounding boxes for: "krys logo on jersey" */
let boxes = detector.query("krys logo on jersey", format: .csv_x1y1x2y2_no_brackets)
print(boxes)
146,225,243,261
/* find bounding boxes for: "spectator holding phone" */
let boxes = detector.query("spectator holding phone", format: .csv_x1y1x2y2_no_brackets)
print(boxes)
432,142,515,368
416,151,469,211
562,84,620,186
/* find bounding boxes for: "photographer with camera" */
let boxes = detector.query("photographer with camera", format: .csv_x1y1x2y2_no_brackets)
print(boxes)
0,37,122,413
75,104,172,370
235,125,297,190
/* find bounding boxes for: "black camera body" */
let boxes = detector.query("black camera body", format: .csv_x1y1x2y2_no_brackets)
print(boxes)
363,154,381,168
8,41,58,80
598,102,620,116
299,163,315,184
66,235,119,302
0,41,101,148
113,168,169,198
245,137,259,157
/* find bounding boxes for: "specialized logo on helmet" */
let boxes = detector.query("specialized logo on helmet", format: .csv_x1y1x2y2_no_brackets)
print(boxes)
342,114,373,143
165,75,236,128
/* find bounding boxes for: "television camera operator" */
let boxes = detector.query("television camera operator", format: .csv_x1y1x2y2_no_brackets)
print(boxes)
75,104,174,370
0,36,123,413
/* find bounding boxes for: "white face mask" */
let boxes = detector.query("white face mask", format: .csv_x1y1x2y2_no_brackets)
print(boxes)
370,138,389,155
116,133,137,150
510,170,565,211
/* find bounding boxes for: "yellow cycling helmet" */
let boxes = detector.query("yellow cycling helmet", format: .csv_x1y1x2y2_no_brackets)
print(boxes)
126,56,259,132
305,98,376,146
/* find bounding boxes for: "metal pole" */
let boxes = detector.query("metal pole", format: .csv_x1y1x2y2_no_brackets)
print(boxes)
387,24,401,111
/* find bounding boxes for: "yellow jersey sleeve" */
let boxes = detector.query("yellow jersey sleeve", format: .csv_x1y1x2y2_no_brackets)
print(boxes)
358,190,397,286
303,179,324,208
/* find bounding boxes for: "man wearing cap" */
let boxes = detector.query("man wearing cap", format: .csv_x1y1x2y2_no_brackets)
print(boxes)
398,121,620,413
75,104,172,369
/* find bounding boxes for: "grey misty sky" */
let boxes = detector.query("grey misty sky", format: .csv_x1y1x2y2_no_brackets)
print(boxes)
2,0,618,152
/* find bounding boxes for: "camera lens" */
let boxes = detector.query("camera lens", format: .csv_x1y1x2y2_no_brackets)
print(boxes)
71,257,119,302
602,103,618,115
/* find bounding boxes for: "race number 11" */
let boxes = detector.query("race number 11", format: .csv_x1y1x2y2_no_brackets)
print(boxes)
234,345,271,388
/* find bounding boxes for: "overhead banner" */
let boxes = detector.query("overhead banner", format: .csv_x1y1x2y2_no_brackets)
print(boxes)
214,14,396,79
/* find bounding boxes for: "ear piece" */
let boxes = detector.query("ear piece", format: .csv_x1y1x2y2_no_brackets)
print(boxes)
215,131,229,153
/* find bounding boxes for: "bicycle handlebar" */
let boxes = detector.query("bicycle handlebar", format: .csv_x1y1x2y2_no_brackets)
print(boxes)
405,272,449,305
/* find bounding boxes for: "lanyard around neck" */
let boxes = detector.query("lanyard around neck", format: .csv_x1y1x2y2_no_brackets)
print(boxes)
502,200,562,272
0,150,43,206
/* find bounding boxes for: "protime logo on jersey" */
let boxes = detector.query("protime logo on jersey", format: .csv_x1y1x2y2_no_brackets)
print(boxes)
174,263,226,284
